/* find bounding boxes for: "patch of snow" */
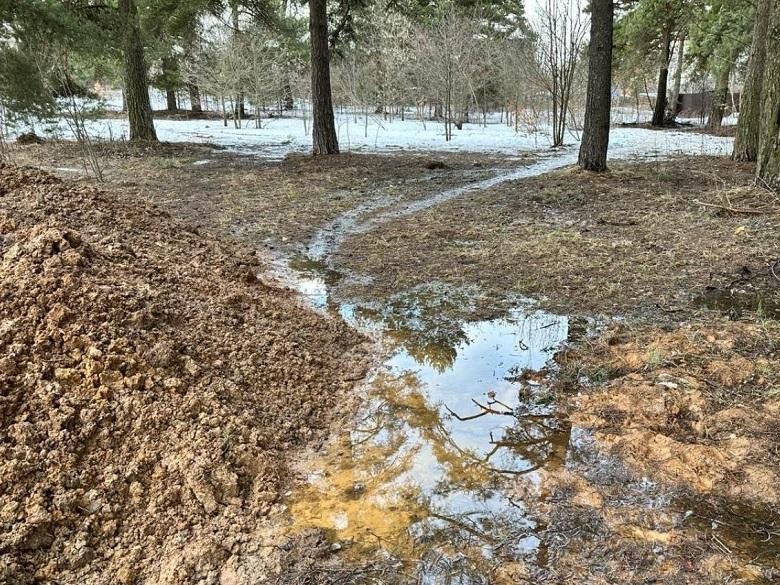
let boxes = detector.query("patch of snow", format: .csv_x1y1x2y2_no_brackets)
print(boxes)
15,108,734,162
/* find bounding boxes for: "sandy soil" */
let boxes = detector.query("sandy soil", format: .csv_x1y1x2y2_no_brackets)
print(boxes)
537,320,780,583
0,164,370,584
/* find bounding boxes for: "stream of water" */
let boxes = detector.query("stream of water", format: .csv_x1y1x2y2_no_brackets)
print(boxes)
268,154,585,579
268,146,780,582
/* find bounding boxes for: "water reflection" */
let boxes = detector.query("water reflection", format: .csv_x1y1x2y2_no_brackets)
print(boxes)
354,286,477,372
287,268,572,568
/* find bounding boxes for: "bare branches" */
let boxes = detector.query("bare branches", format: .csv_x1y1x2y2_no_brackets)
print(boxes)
530,0,589,146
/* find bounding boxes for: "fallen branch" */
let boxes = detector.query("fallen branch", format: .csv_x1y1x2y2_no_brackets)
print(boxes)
693,199,776,215
444,398,514,421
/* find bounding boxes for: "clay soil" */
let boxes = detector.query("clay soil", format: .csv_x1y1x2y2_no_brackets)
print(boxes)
0,164,370,584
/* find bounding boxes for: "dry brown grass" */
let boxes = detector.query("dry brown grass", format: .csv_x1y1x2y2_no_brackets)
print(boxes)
10,141,523,256
337,156,780,320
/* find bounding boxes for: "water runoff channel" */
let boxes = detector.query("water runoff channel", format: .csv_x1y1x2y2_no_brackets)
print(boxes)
265,143,713,581
255,150,587,583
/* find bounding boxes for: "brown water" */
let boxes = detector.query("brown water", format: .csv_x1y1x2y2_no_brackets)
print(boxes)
281,263,572,576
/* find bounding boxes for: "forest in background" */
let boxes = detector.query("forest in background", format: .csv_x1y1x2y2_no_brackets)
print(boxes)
0,1,767,158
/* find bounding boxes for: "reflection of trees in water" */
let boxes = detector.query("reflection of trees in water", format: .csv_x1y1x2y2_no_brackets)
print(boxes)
357,372,569,489
353,286,476,372
360,372,570,511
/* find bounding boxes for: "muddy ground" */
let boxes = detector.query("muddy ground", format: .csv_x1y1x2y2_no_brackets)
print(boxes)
337,156,779,320
12,141,529,255
7,140,780,583
0,164,370,584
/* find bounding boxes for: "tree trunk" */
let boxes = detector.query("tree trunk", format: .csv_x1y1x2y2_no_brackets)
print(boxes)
283,80,294,110
119,0,157,141
166,88,177,112
652,26,672,127
757,1,780,187
665,36,685,122
735,0,772,161
309,0,339,154
707,64,731,130
578,0,614,172
188,82,202,113
161,56,178,112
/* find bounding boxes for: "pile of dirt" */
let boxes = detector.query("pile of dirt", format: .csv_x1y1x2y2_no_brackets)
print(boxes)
0,164,369,584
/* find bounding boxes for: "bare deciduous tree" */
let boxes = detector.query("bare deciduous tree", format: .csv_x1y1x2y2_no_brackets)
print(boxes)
411,10,496,141
531,0,589,147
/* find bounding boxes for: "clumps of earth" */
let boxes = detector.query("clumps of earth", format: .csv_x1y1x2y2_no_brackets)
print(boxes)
0,164,370,584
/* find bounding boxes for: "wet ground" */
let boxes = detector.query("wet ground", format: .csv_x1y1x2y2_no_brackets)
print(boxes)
278,257,573,581
11,139,780,583
260,153,586,578
267,149,780,584
268,167,778,585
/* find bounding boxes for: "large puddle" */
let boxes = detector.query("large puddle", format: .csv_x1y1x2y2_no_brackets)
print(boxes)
280,256,572,577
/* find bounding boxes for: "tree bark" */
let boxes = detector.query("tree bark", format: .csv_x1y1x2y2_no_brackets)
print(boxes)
578,0,614,172
757,0,780,187
309,0,339,154
187,82,202,113
119,0,157,141
166,88,177,112
652,25,672,127
707,63,731,130
735,0,772,161
665,36,685,122
282,80,294,110
161,56,178,112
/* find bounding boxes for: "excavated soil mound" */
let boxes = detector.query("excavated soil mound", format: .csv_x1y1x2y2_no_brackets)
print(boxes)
0,165,369,584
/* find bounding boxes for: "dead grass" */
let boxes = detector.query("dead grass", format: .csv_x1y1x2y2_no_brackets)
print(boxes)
337,156,780,320
9,141,524,256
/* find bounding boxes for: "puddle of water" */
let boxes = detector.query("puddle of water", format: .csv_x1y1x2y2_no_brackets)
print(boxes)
283,259,571,573
694,287,780,319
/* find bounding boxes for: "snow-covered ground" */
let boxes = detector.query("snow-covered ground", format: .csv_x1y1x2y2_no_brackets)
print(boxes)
12,88,735,161
47,115,733,161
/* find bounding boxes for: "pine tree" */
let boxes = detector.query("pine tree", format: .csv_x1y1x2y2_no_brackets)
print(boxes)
579,0,615,171
120,0,157,141
734,0,772,161
309,0,339,154
617,0,696,127
757,0,780,187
